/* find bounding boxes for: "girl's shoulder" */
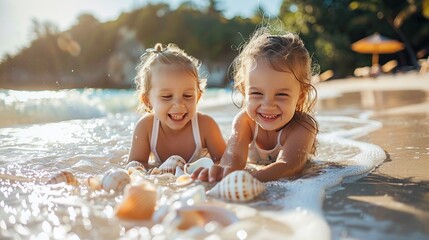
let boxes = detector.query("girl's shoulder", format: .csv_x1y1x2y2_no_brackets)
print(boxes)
289,112,318,134
135,113,155,130
196,112,220,129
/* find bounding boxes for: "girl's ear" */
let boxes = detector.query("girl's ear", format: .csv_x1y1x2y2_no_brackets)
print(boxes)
142,95,152,112
196,91,202,102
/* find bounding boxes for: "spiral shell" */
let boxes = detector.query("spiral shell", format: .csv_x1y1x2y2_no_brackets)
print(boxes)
175,174,194,187
158,155,186,174
206,170,265,202
47,171,79,186
101,169,131,192
125,160,147,175
184,157,214,175
115,182,157,220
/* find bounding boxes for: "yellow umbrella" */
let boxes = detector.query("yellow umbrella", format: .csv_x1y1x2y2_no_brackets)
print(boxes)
351,32,405,66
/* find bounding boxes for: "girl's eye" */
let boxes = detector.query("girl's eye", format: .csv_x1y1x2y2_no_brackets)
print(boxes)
249,92,262,96
183,94,194,99
161,95,172,100
276,93,289,97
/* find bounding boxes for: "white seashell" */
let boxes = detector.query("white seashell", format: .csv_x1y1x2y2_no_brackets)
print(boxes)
85,175,103,190
125,160,147,175
149,167,161,175
179,185,206,205
101,169,131,192
158,155,186,174
115,182,157,220
129,170,147,185
47,171,79,186
174,166,185,177
206,170,265,202
175,174,194,187
170,204,239,230
184,157,214,175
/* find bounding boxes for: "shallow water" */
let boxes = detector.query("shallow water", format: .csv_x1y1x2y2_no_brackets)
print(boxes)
0,88,386,239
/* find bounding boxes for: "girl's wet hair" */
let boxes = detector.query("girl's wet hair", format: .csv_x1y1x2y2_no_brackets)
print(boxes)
231,27,318,115
134,43,206,113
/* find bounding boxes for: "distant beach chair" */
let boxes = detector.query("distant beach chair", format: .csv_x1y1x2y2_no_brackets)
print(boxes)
354,66,371,78
419,57,429,75
319,70,334,82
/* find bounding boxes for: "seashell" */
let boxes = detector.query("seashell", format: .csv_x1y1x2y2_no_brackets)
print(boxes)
85,175,103,190
206,170,265,202
154,173,176,185
125,160,147,175
101,169,131,192
179,185,206,205
158,155,186,174
175,174,194,187
170,204,239,230
175,166,185,177
47,171,79,186
149,167,161,175
129,169,147,185
184,157,214,175
115,182,157,220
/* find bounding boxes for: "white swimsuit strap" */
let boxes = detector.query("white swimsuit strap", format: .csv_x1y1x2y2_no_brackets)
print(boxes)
276,128,284,147
150,116,162,164
189,114,202,161
252,123,259,142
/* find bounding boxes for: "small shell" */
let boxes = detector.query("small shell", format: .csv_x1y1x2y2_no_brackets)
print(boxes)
115,183,157,220
206,170,265,202
184,157,214,175
149,167,161,175
175,174,194,187
158,155,186,174
171,204,239,230
101,169,131,192
85,175,103,190
47,171,79,186
125,161,147,175
175,166,185,177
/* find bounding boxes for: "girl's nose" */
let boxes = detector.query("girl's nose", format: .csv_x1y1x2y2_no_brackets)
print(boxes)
262,97,276,109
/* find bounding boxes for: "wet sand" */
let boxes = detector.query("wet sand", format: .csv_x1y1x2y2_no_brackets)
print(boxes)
316,71,429,239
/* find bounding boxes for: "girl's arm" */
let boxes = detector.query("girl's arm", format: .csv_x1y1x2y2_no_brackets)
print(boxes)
192,110,253,182
252,114,317,182
219,110,253,170
198,113,226,164
127,115,152,169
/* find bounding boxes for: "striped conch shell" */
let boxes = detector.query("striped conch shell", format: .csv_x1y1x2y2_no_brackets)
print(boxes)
115,182,157,220
206,170,265,202
125,160,147,175
47,171,79,186
158,155,186,174
101,169,131,192
184,157,214,175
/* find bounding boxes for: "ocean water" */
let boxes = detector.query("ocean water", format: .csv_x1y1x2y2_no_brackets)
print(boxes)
0,88,386,239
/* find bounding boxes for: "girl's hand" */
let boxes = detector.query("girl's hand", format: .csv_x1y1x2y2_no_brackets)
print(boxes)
191,165,233,183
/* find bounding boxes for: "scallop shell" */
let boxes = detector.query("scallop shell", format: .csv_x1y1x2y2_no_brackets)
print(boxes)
101,169,131,192
47,171,79,186
85,175,103,190
206,170,265,202
184,157,214,175
125,160,147,175
158,155,186,174
115,182,157,220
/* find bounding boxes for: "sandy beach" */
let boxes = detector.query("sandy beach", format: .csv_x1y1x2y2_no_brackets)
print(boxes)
316,71,429,239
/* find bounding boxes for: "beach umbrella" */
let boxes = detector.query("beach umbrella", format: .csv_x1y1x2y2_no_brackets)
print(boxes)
351,32,405,66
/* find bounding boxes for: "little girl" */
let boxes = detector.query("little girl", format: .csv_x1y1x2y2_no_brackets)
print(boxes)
192,27,319,182
128,43,226,169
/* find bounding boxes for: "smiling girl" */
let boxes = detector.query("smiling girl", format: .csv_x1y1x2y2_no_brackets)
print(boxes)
193,27,319,182
128,43,226,169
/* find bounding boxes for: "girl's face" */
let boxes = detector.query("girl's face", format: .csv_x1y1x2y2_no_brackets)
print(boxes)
245,59,301,131
146,64,200,131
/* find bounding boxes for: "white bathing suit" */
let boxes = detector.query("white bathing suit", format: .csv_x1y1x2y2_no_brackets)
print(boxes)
150,114,208,165
248,124,284,165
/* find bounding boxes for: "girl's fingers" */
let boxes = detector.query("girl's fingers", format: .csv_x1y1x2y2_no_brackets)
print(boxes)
209,165,225,183
191,167,205,180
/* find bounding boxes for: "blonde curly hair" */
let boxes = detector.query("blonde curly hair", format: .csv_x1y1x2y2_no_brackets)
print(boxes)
134,43,207,113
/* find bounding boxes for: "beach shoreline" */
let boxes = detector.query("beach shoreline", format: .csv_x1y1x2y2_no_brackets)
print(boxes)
317,71,429,239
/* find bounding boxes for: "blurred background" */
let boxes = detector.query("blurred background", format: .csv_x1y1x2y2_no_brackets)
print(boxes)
0,0,428,90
